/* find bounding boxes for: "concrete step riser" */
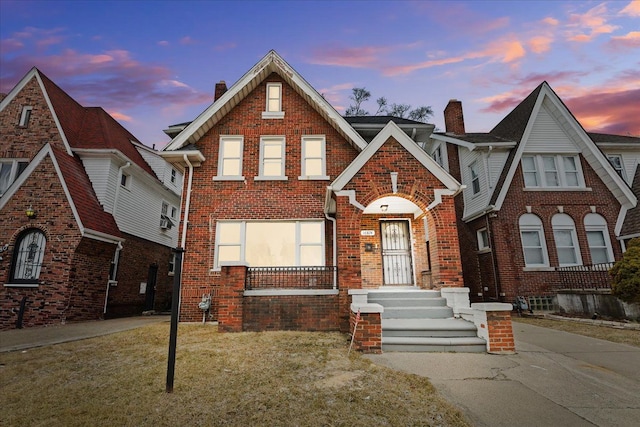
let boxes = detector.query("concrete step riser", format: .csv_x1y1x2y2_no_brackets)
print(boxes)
382,307,453,319
368,291,442,300
383,329,478,338
382,344,487,353
367,298,447,308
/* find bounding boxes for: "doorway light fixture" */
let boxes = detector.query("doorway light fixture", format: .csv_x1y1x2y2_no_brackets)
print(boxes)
380,204,388,212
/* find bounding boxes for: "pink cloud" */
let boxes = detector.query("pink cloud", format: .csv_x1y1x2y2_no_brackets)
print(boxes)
310,45,390,68
566,88,640,136
157,40,170,47
542,17,560,26
619,0,640,17
566,3,619,42
179,36,196,45
108,111,133,122
606,31,640,51
528,35,554,54
0,38,24,53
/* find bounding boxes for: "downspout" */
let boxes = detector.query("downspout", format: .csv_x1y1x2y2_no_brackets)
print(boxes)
324,186,338,289
104,241,123,314
325,212,337,289
484,205,501,301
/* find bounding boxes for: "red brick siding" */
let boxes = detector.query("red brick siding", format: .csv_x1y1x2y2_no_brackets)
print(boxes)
106,233,174,317
475,155,623,301
178,74,359,322
0,77,67,159
486,311,515,353
349,310,382,354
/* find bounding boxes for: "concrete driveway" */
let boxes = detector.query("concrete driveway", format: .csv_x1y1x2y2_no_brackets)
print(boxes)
367,322,640,427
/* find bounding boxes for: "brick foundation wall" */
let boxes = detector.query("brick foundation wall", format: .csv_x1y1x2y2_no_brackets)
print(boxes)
244,294,340,332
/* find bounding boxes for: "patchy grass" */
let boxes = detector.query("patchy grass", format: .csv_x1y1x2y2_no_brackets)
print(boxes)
512,317,640,348
0,324,469,427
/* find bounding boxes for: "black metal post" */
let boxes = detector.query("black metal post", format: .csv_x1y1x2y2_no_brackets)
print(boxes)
166,247,184,393
16,296,27,329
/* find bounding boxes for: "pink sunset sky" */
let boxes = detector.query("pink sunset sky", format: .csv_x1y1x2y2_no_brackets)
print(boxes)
1,0,639,148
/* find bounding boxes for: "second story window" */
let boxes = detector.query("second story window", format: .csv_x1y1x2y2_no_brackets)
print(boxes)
19,106,33,127
262,83,284,119
215,136,244,180
120,172,130,188
607,155,625,180
432,145,443,167
170,168,177,184
257,136,286,179
477,228,490,251
469,161,480,194
300,136,328,180
0,159,28,196
522,154,584,189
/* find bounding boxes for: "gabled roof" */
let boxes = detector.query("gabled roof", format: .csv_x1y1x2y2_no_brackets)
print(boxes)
0,144,122,243
488,82,636,215
163,50,367,152
331,121,461,192
0,68,155,176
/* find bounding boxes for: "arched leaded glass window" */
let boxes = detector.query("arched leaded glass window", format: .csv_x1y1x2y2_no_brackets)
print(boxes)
11,229,46,284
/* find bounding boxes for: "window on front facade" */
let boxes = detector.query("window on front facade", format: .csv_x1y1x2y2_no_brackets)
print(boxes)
469,161,480,194
584,213,613,264
552,213,582,266
300,136,327,179
519,214,549,267
216,136,244,178
477,228,490,251
521,155,584,188
10,229,46,284
257,136,286,179
607,155,625,180
262,83,284,119
170,168,177,184
120,172,130,188
0,159,28,196
19,106,33,127
214,221,324,269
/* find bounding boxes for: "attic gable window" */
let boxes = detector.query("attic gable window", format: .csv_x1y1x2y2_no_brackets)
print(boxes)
262,83,284,119
522,155,584,189
607,155,625,180
19,106,33,127
214,136,245,180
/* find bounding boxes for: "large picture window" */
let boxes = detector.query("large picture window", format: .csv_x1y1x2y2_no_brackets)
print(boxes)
214,221,324,268
10,229,46,284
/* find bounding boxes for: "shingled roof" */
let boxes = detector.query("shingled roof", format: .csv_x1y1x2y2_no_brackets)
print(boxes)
38,71,156,177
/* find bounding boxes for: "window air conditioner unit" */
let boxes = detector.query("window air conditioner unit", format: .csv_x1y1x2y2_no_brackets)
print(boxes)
160,217,171,230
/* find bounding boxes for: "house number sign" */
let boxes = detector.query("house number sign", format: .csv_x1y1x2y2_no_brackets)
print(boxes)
360,230,375,236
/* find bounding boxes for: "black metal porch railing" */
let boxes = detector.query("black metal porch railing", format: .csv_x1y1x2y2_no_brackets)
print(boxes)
555,262,615,291
245,266,338,290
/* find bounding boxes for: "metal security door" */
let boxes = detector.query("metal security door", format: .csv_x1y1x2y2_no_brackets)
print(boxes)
381,221,413,285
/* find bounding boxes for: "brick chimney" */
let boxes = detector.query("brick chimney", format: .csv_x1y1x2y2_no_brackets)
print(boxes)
444,99,465,135
214,81,228,101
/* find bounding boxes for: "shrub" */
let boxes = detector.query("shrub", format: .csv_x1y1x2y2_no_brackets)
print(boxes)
610,238,640,304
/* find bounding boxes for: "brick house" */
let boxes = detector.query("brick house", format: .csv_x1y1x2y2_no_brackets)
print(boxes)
430,82,639,308
0,68,182,329
162,50,475,336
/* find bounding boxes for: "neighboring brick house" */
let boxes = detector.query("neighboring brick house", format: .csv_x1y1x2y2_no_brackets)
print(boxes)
162,50,466,332
0,68,182,329
429,82,639,307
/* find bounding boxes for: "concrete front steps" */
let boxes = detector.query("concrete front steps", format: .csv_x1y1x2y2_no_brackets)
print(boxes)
368,289,486,353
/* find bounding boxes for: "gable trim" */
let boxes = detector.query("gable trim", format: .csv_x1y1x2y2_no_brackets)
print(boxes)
332,121,461,192
492,83,636,212
164,50,367,152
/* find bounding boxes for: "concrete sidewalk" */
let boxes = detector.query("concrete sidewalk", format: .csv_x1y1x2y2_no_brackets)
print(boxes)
367,322,640,427
0,315,169,353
